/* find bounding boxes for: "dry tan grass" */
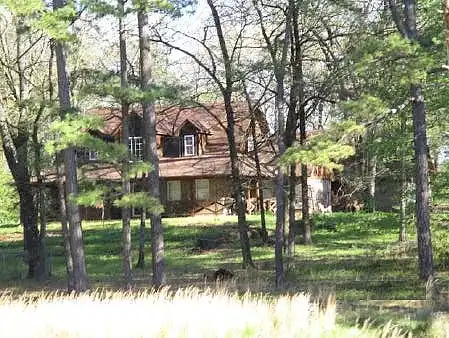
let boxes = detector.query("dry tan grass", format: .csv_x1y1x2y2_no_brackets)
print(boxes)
0,288,411,337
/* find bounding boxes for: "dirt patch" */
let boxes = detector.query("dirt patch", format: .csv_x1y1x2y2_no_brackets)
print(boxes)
0,233,22,242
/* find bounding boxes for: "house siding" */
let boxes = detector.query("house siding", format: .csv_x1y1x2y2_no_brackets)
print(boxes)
161,177,233,216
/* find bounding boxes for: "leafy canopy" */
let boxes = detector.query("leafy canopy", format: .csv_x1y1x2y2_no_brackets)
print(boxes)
282,121,363,171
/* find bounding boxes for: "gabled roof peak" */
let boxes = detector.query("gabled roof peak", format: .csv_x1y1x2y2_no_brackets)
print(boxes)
175,118,210,135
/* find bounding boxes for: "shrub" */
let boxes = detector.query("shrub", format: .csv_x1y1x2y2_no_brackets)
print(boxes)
0,167,19,225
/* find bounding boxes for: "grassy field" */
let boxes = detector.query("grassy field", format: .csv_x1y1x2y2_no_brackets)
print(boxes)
1,212,449,336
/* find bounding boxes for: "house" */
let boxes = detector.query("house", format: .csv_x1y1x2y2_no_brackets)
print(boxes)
44,103,333,219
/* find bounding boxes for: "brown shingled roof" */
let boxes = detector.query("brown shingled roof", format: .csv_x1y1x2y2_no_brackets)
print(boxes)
86,102,264,138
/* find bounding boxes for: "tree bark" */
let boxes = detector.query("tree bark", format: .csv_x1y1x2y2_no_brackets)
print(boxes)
287,166,296,256
399,110,407,242
33,111,49,279
254,0,294,283
245,97,268,244
251,121,268,244
285,1,301,254
370,154,377,213
0,18,42,279
136,208,146,269
0,106,41,278
138,10,165,287
299,80,311,243
56,153,75,290
411,84,434,280
118,0,132,286
54,0,88,291
207,0,254,268
389,0,434,280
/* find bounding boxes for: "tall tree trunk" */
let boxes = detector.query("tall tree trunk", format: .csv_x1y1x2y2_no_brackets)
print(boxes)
136,208,146,269
57,153,75,290
411,84,434,280
251,121,268,244
33,111,48,279
390,0,434,280
370,154,377,213
244,94,268,244
299,85,311,244
0,107,40,278
118,0,132,286
285,1,301,254
208,0,254,268
287,166,296,256
138,11,165,286
54,0,88,291
0,18,43,279
300,164,311,244
399,109,407,241
225,96,254,268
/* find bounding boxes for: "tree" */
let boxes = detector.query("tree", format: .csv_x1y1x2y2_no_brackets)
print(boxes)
252,0,292,284
138,4,166,286
0,1,51,279
53,0,89,291
207,0,254,268
387,0,434,281
0,164,19,225
118,0,133,286
150,0,255,268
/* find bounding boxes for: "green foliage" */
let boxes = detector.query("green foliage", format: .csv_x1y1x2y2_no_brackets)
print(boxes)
76,183,109,207
46,115,162,212
0,0,44,16
114,192,163,214
433,229,449,268
0,167,19,225
0,0,77,41
127,161,153,179
78,68,183,105
432,162,449,204
282,121,363,170
34,4,77,41
46,114,128,163
343,95,388,122
431,214,449,268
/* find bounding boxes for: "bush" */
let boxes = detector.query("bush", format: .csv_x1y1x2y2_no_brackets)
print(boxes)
0,167,19,225
432,227,449,268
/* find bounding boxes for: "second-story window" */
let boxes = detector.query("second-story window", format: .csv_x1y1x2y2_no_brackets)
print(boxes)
89,151,99,161
129,136,143,161
76,149,98,162
183,135,195,156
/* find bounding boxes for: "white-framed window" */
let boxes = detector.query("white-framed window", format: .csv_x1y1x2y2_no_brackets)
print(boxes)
89,151,99,161
167,180,181,201
247,136,254,152
76,149,98,162
183,135,195,156
129,136,143,160
195,179,209,200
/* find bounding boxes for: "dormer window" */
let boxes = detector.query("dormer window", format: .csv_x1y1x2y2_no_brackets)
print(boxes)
183,135,195,156
161,119,207,158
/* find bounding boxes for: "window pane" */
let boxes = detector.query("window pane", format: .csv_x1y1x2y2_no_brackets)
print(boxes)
167,180,181,201
129,136,143,160
184,135,195,156
195,179,209,200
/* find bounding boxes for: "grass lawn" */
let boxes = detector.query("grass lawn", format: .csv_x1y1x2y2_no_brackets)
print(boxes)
1,211,449,335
